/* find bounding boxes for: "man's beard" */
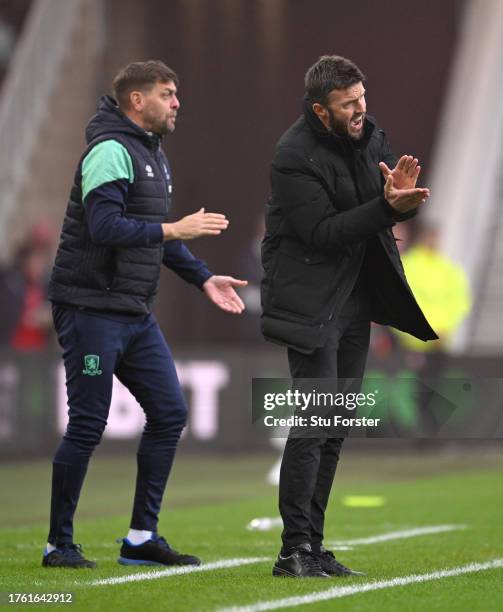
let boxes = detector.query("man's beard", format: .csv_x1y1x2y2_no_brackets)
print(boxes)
328,109,364,141
144,110,173,136
151,117,172,136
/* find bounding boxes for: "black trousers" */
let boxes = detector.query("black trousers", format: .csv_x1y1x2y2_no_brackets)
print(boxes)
279,282,371,551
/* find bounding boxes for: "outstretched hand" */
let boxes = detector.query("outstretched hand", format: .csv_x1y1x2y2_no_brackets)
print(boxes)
379,155,421,190
162,208,229,241
202,275,248,314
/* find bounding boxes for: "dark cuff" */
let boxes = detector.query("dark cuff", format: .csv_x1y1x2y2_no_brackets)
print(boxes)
194,268,214,290
147,223,164,245
379,197,397,219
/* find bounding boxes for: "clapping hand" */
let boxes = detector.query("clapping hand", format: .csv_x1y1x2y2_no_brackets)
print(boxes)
380,155,430,213
379,155,420,190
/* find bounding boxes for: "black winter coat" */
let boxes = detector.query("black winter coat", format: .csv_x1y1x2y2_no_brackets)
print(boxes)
261,99,437,354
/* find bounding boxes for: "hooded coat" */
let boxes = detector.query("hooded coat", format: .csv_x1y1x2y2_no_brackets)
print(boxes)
261,99,437,354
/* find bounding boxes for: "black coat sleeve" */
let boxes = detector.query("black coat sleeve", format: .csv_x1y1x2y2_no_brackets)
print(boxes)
271,147,396,251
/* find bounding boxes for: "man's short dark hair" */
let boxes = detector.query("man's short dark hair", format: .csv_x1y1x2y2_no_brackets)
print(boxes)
305,55,365,105
112,60,179,109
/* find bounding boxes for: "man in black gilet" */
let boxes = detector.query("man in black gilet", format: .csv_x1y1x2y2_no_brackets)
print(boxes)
43,61,247,569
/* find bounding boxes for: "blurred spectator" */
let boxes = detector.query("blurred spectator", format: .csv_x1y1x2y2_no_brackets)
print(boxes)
390,224,473,439
366,223,472,438
393,224,472,355
0,222,54,351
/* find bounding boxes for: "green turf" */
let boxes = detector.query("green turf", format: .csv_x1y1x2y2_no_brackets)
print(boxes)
0,447,502,611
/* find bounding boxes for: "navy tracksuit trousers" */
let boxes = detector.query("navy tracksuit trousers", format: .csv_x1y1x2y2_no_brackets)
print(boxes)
48,305,187,546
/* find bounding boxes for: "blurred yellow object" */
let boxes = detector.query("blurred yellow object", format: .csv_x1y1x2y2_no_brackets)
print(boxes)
342,495,386,507
395,245,472,352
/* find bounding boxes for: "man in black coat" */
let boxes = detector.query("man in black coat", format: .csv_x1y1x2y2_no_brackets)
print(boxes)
261,55,437,578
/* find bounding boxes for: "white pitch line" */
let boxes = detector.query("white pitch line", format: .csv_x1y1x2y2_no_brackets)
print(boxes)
327,524,466,547
89,557,271,586
218,559,503,612
15,525,464,552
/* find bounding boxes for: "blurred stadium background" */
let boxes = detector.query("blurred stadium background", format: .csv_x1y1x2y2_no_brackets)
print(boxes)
1,0,502,454
0,1,502,609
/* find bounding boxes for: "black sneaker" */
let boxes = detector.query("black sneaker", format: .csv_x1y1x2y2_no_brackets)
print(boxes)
314,546,365,577
42,543,97,569
117,534,201,566
272,543,330,578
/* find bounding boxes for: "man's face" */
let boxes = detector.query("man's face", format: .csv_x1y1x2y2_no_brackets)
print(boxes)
139,80,180,135
318,81,366,140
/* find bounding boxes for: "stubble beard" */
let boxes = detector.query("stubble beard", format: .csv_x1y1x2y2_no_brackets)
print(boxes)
328,109,364,141
143,106,173,136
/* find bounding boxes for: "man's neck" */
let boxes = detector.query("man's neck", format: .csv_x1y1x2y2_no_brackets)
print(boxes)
123,109,147,132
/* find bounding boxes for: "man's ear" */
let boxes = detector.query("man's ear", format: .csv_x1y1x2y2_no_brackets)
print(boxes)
129,90,144,112
313,102,330,130
312,102,328,124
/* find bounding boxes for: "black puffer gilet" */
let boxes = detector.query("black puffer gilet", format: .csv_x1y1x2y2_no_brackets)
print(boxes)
49,96,172,314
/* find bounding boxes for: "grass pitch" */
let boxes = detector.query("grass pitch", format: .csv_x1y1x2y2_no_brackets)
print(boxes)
1,446,502,611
